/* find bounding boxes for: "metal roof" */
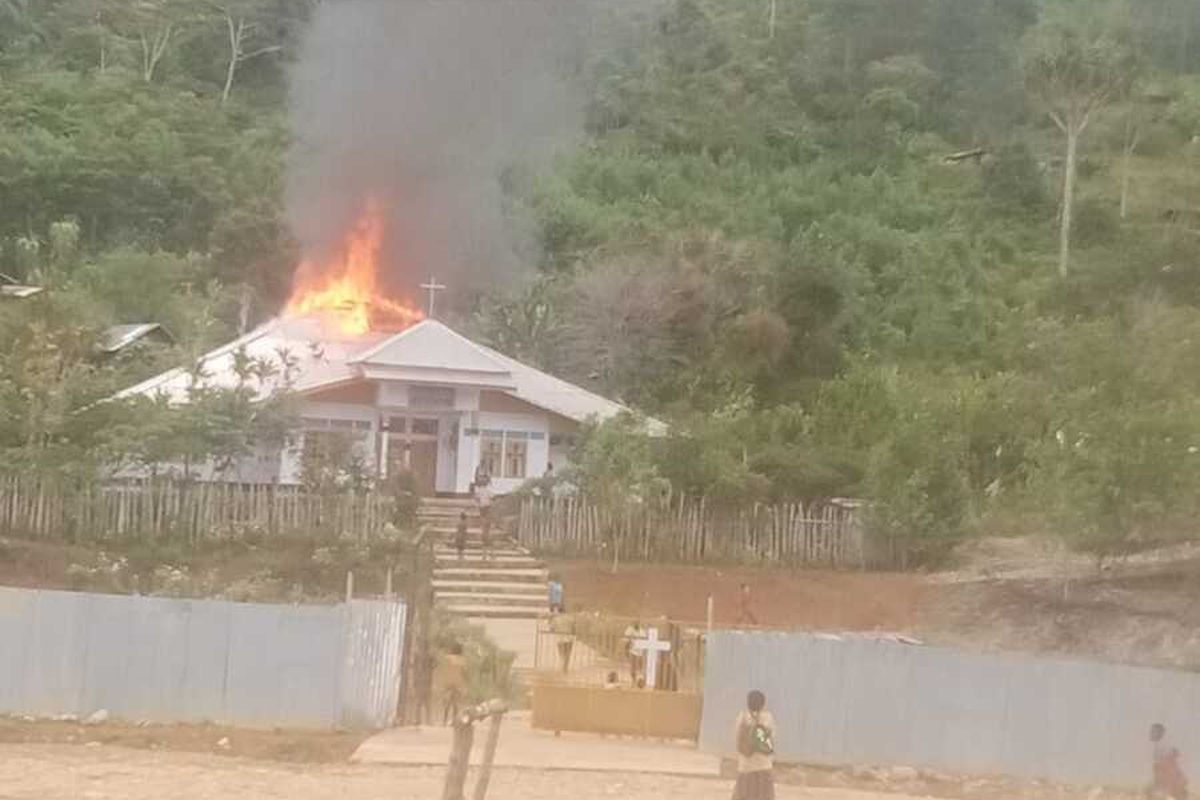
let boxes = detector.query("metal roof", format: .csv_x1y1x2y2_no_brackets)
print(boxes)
114,315,648,426
99,323,173,354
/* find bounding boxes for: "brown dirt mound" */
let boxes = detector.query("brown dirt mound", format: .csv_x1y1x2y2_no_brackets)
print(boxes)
548,560,926,632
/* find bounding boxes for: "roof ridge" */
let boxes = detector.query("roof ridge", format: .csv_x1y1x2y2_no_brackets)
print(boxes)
348,318,510,373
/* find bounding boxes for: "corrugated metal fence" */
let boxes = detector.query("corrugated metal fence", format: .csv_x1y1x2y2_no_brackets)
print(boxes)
0,587,405,729
701,632,1200,788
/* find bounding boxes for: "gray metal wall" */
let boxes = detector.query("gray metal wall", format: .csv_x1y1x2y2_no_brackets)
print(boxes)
701,632,1200,788
0,587,405,729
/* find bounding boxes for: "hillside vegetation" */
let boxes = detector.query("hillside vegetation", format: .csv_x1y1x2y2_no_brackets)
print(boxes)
3,0,1200,562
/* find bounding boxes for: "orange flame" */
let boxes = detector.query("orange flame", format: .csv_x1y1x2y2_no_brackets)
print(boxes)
283,201,425,336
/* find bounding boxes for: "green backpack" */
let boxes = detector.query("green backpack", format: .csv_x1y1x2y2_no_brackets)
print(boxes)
737,713,774,757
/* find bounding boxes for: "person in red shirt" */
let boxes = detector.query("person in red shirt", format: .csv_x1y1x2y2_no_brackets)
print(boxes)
1150,723,1189,800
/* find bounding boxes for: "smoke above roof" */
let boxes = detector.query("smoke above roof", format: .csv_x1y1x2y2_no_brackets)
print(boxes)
284,0,630,306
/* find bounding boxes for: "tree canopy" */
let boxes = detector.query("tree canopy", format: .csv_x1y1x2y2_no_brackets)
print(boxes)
4,0,1200,561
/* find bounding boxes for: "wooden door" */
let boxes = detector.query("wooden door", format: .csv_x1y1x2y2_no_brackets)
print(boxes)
409,439,438,496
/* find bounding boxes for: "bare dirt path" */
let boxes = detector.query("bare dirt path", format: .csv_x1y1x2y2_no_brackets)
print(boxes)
0,743,935,800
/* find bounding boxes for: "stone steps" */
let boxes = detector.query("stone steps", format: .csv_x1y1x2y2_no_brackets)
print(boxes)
420,497,545,661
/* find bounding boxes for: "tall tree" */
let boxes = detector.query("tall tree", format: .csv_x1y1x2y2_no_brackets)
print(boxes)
1024,14,1135,277
211,0,283,105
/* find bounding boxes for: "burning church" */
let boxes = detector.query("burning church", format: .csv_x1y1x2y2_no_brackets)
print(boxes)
116,204,638,495
114,3,651,494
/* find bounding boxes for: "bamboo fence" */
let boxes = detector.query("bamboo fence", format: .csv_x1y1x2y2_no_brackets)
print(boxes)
0,474,394,541
516,495,864,568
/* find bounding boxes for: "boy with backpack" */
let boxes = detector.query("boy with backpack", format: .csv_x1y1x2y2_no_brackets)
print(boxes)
733,689,776,800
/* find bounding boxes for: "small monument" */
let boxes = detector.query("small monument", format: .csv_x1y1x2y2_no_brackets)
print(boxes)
631,627,672,689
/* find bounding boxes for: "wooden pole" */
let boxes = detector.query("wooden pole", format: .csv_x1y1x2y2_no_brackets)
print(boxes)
442,701,506,800
472,706,507,800
345,570,354,603
706,595,714,632
442,714,476,800
385,566,394,599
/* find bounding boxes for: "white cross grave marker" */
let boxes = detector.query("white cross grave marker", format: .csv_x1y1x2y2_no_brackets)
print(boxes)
631,627,672,689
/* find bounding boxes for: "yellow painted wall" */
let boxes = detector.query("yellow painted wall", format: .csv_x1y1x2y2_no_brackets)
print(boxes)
531,683,703,740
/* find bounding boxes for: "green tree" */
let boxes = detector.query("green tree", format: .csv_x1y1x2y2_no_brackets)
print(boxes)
569,414,669,572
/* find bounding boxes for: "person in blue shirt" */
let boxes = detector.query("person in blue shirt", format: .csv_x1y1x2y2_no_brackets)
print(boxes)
547,575,564,614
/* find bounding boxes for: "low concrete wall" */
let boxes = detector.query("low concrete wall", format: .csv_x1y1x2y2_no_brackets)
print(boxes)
532,683,702,740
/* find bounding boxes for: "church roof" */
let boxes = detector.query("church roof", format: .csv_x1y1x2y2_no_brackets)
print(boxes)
115,315,646,427
350,319,511,381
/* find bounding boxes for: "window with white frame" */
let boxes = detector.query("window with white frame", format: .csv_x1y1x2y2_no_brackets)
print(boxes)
472,429,536,479
504,432,528,479
480,432,503,478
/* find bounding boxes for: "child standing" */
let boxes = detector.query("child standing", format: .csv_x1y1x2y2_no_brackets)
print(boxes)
454,511,468,560
547,575,564,614
1150,723,1189,800
733,690,776,800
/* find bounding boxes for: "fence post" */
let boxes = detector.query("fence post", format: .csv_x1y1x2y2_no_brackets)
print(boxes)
472,701,508,800
441,713,476,800
442,700,507,800
345,570,354,603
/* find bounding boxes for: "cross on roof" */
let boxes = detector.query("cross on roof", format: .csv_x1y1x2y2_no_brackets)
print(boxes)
420,276,446,318
631,627,672,689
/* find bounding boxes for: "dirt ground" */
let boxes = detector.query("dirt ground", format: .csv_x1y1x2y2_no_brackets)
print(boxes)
0,534,410,603
922,560,1200,670
0,716,368,763
0,743,929,800
549,561,925,631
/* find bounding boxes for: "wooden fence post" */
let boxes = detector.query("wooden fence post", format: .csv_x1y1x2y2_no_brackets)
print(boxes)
472,701,508,800
442,714,476,800
442,700,508,800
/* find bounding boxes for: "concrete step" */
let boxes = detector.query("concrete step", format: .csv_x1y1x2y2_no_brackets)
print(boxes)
434,553,542,567
435,562,543,574
420,496,476,507
440,603,544,619
434,561,543,573
419,517,482,528
433,567,547,583
432,580,548,595
418,510,482,520
435,591,545,607
433,546,528,558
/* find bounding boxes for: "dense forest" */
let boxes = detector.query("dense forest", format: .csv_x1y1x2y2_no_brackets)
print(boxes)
3,0,1200,560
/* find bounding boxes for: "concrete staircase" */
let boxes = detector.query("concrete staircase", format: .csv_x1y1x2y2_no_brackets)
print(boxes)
422,497,548,621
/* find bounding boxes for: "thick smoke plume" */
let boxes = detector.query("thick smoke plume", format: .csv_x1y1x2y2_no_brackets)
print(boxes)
285,0,609,304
